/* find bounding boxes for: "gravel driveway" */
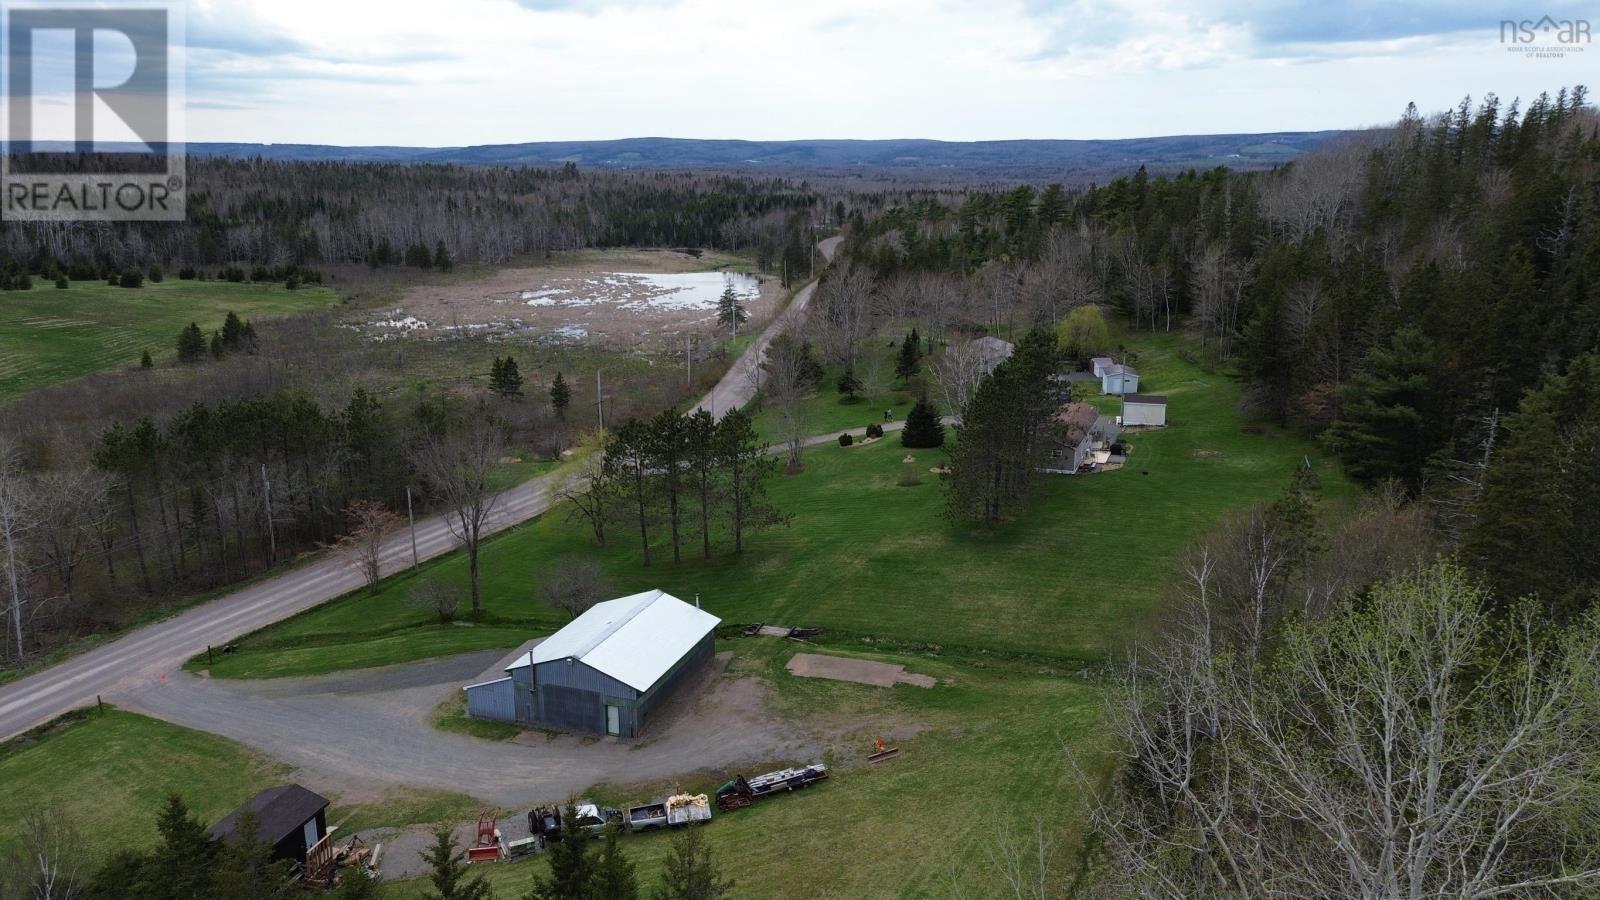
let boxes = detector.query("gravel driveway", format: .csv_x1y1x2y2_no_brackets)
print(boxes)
116,648,819,811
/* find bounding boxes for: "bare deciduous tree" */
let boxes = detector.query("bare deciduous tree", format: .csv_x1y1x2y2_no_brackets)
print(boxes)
334,499,403,594
410,412,506,615
405,573,460,624
0,441,35,665
1,808,84,900
931,340,988,420
1080,558,1600,899
537,556,612,620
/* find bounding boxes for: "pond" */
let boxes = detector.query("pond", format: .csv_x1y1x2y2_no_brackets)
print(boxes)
520,271,761,312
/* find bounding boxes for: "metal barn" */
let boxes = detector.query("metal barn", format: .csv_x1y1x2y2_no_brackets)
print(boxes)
464,589,719,738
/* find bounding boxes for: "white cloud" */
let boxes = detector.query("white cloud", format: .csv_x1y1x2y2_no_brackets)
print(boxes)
166,0,1593,144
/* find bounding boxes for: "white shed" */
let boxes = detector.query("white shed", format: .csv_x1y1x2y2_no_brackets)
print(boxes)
1122,394,1167,427
1101,364,1139,396
1090,356,1115,378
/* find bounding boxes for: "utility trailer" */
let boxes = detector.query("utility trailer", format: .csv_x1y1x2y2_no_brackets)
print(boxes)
665,793,712,826
715,763,828,811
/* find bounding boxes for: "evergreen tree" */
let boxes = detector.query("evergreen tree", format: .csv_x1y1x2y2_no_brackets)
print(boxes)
1467,354,1600,617
652,827,732,900
434,240,454,272
716,286,747,335
176,322,207,363
209,331,225,359
901,394,945,448
945,330,1060,524
212,811,297,900
54,274,68,289
714,407,784,553
147,793,221,899
529,804,594,900
591,821,637,900
550,372,572,420
140,349,154,368
896,329,922,382
421,826,492,900
221,311,245,351
836,365,862,401
1322,327,1434,490
490,356,525,398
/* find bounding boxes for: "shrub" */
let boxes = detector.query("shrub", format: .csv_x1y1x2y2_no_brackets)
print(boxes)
118,270,143,289
54,276,68,289
866,423,884,439
839,433,853,447
148,266,163,283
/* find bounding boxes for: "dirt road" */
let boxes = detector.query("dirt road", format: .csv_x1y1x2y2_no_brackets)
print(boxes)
0,238,840,742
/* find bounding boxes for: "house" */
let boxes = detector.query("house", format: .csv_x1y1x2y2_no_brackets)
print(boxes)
209,784,329,864
1101,364,1139,395
1122,393,1167,427
463,589,719,738
970,336,1015,375
1090,356,1115,378
1044,402,1117,474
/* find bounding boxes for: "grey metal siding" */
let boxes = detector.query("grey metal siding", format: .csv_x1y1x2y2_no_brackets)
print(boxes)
533,658,638,698
464,677,518,723
634,633,715,735
539,684,608,733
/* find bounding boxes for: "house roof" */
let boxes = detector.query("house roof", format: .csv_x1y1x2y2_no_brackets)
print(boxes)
1090,356,1114,366
210,784,328,846
1124,394,1167,405
508,589,720,693
1055,402,1100,442
1104,364,1138,377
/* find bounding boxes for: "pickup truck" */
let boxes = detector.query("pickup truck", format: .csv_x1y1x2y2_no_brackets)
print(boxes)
625,801,668,832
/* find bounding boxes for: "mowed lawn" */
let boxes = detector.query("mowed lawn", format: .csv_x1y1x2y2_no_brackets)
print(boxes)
203,331,1351,680
386,640,1106,899
0,279,337,397
0,709,288,861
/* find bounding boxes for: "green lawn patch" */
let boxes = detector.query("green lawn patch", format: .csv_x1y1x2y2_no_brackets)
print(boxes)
206,330,1351,679
0,708,289,861
0,278,337,397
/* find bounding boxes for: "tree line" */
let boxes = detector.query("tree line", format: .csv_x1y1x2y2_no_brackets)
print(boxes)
0,157,827,278
564,407,785,564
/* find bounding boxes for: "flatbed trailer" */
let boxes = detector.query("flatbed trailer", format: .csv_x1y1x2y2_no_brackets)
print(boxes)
715,763,828,811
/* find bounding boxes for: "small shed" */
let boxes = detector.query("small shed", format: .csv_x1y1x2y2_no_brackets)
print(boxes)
1101,364,1139,396
970,336,1015,375
210,784,329,864
465,589,719,738
1123,394,1167,427
1090,356,1115,378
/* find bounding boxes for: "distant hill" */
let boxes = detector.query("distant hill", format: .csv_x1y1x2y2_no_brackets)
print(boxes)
171,132,1348,174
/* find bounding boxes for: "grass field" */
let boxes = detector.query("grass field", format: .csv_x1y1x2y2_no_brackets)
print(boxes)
0,708,289,860
384,639,1105,898
199,330,1351,680
0,278,337,397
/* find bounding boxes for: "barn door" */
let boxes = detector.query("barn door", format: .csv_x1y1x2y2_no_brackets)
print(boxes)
605,704,621,736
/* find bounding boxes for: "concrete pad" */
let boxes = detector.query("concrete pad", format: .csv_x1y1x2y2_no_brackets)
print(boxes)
786,653,935,689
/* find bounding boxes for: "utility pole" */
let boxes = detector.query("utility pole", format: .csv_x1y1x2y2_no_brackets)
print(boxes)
685,334,693,388
595,369,604,430
405,485,419,567
260,463,276,566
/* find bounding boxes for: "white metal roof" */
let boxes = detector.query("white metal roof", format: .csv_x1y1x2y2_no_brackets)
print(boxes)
507,589,720,693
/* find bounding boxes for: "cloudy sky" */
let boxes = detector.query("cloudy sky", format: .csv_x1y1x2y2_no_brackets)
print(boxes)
29,0,1600,145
